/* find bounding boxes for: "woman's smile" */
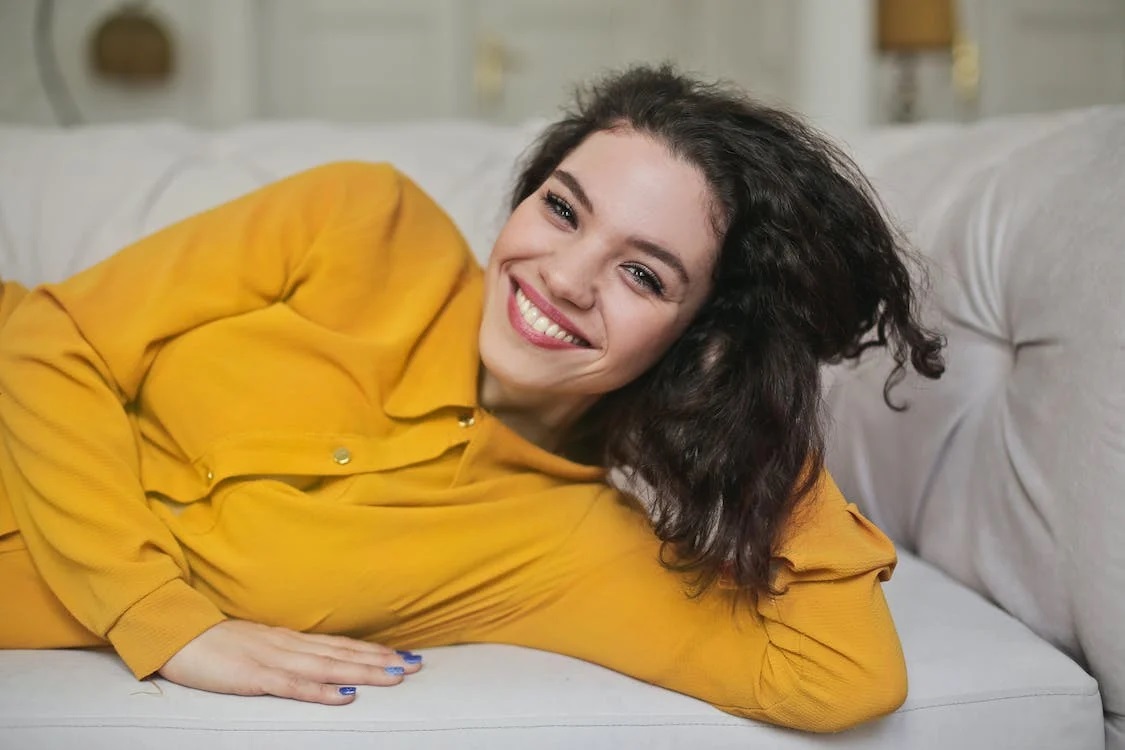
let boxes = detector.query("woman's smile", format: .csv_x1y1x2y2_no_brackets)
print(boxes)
507,277,591,350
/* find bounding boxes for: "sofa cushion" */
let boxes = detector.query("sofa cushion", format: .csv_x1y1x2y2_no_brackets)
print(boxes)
0,552,1101,749
825,106,1125,748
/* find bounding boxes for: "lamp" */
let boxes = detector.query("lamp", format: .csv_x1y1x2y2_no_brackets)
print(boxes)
877,0,955,122
89,1,174,84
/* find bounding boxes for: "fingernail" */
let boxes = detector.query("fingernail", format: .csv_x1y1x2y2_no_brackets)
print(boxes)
339,686,357,696
395,649,415,658
384,666,406,675
401,653,423,664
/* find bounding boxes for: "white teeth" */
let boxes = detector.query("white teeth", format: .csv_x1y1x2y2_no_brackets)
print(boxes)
514,286,583,345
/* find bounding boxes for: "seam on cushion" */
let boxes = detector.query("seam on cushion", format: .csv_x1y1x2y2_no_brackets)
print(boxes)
895,687,1102,714
4,691,1103,732
711,688,1098,728
2,720,756,733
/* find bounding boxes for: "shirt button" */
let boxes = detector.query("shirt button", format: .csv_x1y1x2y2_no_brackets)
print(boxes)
332,447,352,465
205,469,214,481
457,413,476,428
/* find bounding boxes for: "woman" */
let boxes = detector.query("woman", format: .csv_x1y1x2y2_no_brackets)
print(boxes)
0,65,943,732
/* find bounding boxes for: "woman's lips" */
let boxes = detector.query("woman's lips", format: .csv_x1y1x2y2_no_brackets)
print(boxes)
507,279,590,350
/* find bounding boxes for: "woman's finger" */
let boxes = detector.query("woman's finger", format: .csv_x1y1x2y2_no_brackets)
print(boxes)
277,639,422,673
267,649,411,688
256,668,361,705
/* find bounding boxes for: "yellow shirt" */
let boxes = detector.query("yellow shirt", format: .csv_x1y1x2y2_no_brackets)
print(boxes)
0,162,906,732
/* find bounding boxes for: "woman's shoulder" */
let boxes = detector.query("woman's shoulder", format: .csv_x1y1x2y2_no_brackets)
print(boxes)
253,161,440,216
283,159,398,186
277,160,432,209
299,161,465,244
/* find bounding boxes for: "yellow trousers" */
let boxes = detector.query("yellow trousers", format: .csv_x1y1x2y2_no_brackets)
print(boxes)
0,530,106,649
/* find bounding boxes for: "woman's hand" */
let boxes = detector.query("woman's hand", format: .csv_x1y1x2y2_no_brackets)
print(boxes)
158,620,422,704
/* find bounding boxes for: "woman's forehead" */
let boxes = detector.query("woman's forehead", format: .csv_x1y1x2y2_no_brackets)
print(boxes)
554,130,720,265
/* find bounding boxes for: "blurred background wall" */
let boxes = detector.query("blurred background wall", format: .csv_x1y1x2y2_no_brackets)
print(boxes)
1,0,1123,135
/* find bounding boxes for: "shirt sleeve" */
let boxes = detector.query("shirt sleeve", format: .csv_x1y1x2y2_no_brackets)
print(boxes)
0,161,411,678
474,470,907,734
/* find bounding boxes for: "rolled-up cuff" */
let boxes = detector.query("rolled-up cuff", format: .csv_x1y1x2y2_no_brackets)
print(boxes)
107,579,226,679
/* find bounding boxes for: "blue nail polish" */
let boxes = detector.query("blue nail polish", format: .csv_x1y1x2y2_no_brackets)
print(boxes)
385,666,406,676
339,686,357,696
395,649,415,658
401,653,423,664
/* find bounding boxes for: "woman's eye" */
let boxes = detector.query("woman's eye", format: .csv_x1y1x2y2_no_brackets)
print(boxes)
543,191,577,228
623,263,665,296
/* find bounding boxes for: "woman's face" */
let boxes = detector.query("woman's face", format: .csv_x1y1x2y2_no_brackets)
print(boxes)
479,128,719,403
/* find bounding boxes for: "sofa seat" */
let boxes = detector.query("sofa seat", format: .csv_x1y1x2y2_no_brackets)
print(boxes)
0,553,1101,749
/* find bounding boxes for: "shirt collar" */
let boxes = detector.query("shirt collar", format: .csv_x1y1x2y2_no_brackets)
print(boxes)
382,268,607,483
383,272,483,419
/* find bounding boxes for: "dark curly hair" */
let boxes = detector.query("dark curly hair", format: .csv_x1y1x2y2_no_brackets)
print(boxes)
510,64,945,597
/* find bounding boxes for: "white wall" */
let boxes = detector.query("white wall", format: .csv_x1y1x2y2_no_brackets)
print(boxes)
791,0,876,135
5,0,863,129
6,0,1117,132
0,0,884,132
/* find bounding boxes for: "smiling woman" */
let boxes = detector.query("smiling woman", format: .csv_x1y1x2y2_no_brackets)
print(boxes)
478,128,718,439
499,66,944,599
0,65,942,733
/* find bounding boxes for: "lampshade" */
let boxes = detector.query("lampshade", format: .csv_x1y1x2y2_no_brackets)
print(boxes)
90,5,174,82
877,0,955,52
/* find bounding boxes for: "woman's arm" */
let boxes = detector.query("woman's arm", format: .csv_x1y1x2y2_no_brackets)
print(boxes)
0,161,408,679
474,471,906,733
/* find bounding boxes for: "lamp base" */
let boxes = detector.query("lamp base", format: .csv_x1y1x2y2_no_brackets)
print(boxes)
890,52,920,123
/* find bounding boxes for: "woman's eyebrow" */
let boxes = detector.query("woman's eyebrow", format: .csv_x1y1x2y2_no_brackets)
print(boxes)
554,168,690,286
628,238,690,285
553,169,594,214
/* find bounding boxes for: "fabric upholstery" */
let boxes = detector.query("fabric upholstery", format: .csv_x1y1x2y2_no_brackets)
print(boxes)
0,109,1118,747
826,107,1125,748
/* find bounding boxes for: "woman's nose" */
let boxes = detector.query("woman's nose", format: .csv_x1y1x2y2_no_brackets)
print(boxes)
541,249,597,310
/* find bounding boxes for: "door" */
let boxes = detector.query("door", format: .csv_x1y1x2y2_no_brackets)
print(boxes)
469,0,797,122
467,0,690,122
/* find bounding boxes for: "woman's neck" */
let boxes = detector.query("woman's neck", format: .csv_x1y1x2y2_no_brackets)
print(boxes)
477,366,596,453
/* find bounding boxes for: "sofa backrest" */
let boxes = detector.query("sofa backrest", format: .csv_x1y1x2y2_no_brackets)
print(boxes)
825,106,1125,748
0,119,542,287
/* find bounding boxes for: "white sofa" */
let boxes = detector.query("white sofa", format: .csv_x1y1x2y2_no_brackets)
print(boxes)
0,106,1121,749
